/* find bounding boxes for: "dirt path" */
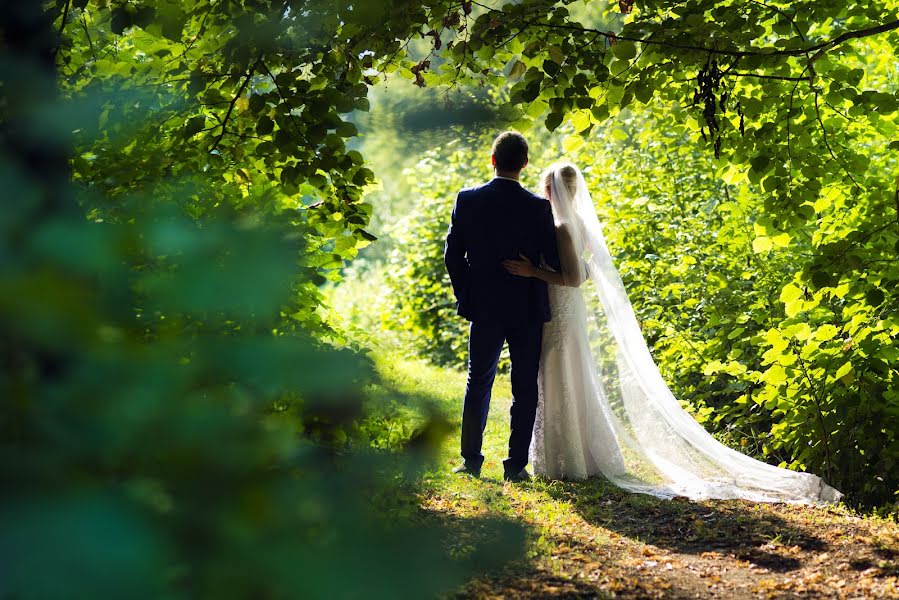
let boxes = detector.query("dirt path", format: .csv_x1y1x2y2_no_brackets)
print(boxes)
419,395,899,599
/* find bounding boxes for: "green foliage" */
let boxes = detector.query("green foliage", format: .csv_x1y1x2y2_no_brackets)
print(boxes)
0,3,529,597
384,146,480,366
361,0,899,508
29,6,899,580
1,144,523,598
1,158,484,598
381,102,898,507
60,0,410,326
587,108,897,508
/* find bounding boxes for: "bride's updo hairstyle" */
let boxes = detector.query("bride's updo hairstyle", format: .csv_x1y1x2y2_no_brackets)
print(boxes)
543,162,578,201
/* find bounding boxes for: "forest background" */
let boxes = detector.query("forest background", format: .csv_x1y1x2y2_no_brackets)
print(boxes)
2,0,898,597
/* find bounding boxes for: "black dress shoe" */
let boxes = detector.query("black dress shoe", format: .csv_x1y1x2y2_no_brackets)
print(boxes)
452,463,481,478
503,468,531,482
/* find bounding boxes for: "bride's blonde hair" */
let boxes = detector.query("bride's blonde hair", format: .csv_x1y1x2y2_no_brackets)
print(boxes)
542,162,579,199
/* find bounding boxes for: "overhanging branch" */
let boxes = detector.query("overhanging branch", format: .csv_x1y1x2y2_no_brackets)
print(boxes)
469,2,899,62
210,58,260,152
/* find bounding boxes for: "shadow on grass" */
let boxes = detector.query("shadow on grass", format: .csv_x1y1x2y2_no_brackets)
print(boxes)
418,506,614,600
535,476,825,573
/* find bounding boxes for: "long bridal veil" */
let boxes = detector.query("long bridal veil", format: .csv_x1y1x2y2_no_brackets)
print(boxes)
547,164,841,504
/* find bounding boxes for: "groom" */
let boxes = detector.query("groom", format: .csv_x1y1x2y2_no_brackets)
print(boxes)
444,131,561,481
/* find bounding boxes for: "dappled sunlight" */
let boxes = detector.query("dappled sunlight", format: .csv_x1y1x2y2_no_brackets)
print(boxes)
403,357,899,598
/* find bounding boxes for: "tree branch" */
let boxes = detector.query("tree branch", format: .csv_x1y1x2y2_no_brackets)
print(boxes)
807,19,899,65
469,2,899,61
813,89,861,192
728,71,808,81
747,0,806,43
793,344,835,484
259,60,305,141
895,181,899,222
52,0,71,63
210,59,260,152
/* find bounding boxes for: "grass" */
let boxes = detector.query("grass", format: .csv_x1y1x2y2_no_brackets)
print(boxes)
367,349,899,599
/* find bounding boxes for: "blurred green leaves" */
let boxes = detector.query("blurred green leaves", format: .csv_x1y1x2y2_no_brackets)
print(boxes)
0,2,528,597
1,493,170,599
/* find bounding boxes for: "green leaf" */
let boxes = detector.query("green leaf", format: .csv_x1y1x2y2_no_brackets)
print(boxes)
548,46,565,64
570,111,591,132
336,121,358,138
834,361,854,383
752,236,772,253
779,283,802,304
685,13,704,27
749,155,771,173
834,361,852,378
866,287,885,307
783,322,812,341
785,298,809,318
352,168,374,186
703,360,725,376
727,327,745,340
110,8,132,34
810,270,833,289
814,324,839,341
761,364,788,386
249,94,267,113
771,233,791,247
591,104,609,122
635,83,653,104
185,117,205,137
764,328,789,353
509,60,527,80
256,115,275,135
612,42,636,61
158,5,187,41
545,112,563,132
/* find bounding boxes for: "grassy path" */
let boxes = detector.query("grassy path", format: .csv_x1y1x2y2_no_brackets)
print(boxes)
375,355,899,599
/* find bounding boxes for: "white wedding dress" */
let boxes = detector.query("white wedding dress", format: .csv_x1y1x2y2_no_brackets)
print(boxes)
532,282,628,480
529,166,841,504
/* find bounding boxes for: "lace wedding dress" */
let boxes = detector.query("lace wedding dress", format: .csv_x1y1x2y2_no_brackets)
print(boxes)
529,165,841,504
532,283,628,480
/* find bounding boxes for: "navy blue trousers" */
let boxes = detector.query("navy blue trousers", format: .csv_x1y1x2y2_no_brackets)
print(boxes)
460,320,543,476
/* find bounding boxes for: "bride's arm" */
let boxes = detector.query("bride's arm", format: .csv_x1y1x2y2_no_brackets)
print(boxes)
503,254,567,286
556,225,587,287
503,226,586,287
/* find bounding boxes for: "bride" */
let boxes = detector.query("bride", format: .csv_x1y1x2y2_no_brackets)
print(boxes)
502,163,841,504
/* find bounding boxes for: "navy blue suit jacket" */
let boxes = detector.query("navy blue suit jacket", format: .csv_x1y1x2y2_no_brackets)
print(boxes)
444,178,561,325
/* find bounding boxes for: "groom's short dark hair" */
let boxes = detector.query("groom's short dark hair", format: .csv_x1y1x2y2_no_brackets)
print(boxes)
492,131,528,171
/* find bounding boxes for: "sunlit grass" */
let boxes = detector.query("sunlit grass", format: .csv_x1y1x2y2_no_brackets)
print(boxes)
367,347,899,598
